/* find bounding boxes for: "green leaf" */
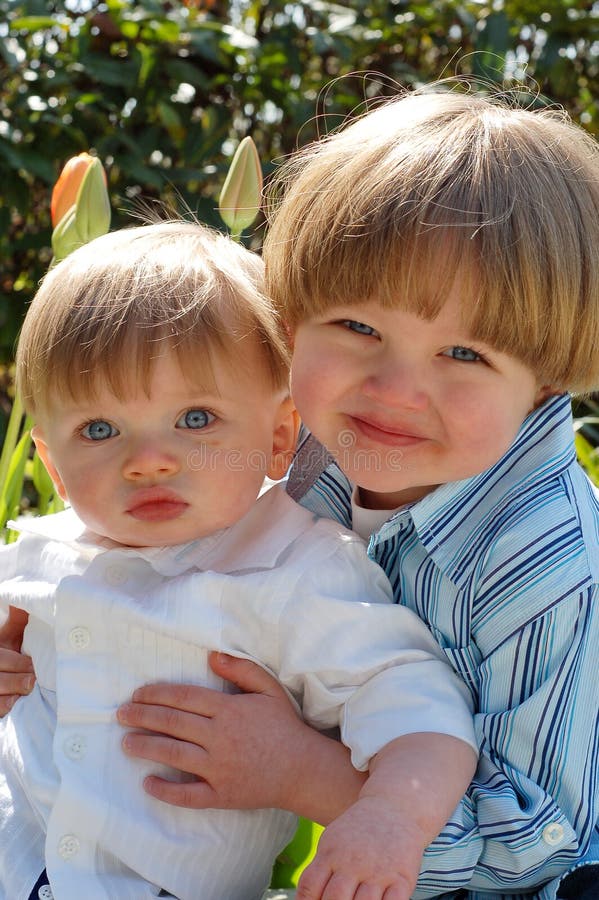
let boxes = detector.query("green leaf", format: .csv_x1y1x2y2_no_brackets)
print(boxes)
74,157,112,245
32,448,55,512
0,427,32,531
10,16,66,31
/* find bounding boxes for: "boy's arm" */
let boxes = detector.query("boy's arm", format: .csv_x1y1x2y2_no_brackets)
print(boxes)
119,673,476,900
0,607,34,715
120,540,477,823
296,732,477,900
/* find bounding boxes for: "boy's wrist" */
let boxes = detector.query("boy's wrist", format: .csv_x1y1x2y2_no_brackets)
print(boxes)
281,724,366,823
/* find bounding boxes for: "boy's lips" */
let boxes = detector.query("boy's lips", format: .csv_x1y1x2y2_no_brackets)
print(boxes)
347,414,427,447
126,488,189,522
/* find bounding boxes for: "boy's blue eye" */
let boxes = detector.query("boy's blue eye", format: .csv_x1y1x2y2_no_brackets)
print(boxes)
341,319,378,337
443,346,482,363
81,420,119,441
176,409,215,430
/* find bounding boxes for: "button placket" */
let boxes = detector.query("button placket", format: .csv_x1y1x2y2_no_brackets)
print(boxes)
63,734,87,760
68,626,90,650
57,834,80,860
542,822,565,846
104,564,128,586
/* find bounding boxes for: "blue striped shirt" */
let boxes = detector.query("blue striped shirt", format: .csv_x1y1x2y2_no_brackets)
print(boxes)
289,393,599,899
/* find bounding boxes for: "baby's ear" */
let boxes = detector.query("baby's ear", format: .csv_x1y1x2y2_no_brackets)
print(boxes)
267,396,300,482
31,425,68,502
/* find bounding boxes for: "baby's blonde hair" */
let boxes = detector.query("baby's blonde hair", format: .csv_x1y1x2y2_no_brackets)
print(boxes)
264,87,599,393
17,220,290,414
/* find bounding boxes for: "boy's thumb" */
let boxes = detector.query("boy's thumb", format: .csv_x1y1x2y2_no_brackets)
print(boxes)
208,651,284,697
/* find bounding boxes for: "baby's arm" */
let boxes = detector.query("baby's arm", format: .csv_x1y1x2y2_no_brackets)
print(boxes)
0,606,34,715
297,732,477,900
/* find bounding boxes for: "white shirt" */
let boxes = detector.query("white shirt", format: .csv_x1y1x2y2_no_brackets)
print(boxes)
0,484,475,900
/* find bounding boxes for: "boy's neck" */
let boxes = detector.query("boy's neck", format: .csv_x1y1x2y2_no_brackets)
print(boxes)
357,484,438,511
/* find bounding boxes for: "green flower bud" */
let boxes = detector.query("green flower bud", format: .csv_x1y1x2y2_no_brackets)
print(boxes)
218,137,263,239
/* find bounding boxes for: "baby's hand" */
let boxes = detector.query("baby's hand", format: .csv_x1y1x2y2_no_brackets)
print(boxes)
0,607,34,715
296,796,425,900
0,648,34,714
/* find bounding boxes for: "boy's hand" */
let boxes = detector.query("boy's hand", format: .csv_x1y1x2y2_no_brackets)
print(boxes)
0,607,34,715
118,652,313,811
118,651,365,821
296,796,424,900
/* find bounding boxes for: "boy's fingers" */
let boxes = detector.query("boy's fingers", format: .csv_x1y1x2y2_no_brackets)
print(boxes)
129,682,219,716
121,731,208,775
142,774,217,810
117,701,209,745
208,651,288,698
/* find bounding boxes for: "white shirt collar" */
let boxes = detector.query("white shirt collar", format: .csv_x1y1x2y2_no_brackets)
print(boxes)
10,481,312,577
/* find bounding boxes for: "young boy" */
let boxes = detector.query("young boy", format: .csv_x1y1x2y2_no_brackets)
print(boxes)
0,220,477,900
111,89,599,900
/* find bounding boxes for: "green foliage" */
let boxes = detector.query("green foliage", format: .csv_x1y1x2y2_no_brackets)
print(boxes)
2,0,599,362
573,397,599,485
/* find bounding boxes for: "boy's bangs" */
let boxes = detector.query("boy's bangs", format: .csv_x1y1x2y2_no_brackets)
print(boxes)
279,210,481,324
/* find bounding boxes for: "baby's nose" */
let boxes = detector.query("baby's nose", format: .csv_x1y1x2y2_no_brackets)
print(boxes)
123,444,181,480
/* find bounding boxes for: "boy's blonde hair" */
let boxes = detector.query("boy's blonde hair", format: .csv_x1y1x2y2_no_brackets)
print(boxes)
17,221,290,414
264,87,599,392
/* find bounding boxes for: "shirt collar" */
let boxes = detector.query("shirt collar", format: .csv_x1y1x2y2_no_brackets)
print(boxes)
10,482,309,577
372,394,576,585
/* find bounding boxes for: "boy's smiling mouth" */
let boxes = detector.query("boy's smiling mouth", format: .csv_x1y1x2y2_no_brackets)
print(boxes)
346,414,427,447
126,488,189,522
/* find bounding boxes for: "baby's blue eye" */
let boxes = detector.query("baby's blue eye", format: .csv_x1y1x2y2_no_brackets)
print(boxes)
81,420,119,441
176,409,215,430
342,320,378,337
443,346,482,363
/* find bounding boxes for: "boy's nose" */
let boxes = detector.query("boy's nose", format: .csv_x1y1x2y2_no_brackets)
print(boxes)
122,445,181,480
362,359,428,410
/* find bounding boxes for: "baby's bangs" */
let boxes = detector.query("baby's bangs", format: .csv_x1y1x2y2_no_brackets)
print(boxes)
42,325,221,408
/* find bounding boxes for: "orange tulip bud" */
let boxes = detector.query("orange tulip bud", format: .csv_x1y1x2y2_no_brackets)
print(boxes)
50,155,111,264
51,152,106,228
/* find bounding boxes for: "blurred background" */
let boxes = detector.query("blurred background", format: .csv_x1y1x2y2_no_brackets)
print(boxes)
1,0,598,474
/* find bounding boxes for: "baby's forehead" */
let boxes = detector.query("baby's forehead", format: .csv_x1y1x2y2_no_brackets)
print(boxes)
67,334,272,400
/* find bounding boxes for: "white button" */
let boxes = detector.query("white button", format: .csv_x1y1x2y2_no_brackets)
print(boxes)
105,565,128,586
38,886,54,900
58,834,80,859
63,734,87,760
68,626,90,650
542,822,565,846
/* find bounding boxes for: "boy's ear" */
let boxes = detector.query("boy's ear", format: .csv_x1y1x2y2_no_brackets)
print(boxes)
534,384,559,409
31,425,68,502
267,396,300,481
